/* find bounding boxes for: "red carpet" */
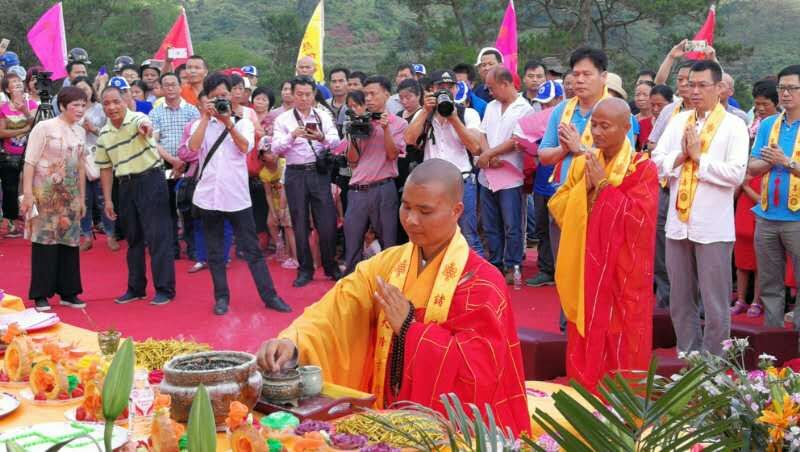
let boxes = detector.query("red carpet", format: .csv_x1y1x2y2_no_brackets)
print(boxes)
0,238,563,355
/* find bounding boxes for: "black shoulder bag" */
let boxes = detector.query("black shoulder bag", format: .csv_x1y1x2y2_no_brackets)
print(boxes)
176,125,231,215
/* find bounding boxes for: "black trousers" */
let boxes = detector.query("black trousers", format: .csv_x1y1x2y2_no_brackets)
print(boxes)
249,177,269,235
533,193,554,276
29,243,82,299
284,167,339,277
0,158,21,221
118,168,176,297
198,207,277,303
166,178,180,256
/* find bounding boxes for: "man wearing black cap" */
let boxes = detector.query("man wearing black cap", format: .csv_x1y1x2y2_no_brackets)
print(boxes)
404,70,484,254
139,60,161,103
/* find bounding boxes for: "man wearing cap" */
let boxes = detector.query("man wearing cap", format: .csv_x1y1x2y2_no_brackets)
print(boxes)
95,85,177,306
140,61,161,103
413,64,427,80
386,64,415,116
242,66,258,87
452,63,488,118
108,76,152,115
404,70,483,254
512,81,563,288
542,57,566,82
474,48,503,103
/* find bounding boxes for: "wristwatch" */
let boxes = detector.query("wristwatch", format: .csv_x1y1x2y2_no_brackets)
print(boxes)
788,161,797,171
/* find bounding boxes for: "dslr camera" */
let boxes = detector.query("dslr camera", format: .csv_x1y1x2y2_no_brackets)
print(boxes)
213,98,231,115
434,89,455,116
35,71,54,103
344,110,382,139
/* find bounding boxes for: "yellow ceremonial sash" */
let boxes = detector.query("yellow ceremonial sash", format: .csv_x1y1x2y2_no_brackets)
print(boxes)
548,88,611,184
760,113,800,211
551,139,637,337
675,103,726,222
371,227,469,408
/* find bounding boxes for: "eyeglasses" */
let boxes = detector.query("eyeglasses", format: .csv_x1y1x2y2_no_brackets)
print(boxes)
687,82,716,90
777,85,800,94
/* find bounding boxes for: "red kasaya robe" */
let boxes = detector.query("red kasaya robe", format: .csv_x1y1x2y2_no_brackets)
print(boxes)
549,150,659,392
280,232,531,435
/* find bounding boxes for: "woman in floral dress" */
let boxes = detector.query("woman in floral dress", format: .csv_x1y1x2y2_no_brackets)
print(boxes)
19,87,88,312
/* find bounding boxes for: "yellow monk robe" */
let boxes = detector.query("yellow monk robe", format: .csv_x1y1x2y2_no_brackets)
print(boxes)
548,142,660,392
279,230,531,434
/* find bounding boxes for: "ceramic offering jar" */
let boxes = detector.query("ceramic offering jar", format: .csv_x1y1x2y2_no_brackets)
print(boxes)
160,351,262,429
261,369,303,407
298,365,323,398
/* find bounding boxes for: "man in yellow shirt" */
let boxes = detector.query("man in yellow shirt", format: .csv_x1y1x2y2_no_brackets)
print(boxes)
257,159,530,435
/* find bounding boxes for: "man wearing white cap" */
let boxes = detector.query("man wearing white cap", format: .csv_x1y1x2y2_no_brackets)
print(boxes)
242,65,258,87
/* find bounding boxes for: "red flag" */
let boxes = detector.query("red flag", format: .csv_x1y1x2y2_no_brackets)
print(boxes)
686,4,716,60
494,0,520,89
153,7,194,67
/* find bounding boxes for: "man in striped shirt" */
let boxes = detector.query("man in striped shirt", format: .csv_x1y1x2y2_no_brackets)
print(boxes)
96,86,176,306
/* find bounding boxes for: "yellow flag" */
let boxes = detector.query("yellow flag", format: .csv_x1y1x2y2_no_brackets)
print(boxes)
297,0,325,83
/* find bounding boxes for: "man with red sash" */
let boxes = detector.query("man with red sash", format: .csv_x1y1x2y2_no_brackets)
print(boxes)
548,98,659,392
748,64,800,330
539,47,635,332
257,159,530,435
652,60,749,355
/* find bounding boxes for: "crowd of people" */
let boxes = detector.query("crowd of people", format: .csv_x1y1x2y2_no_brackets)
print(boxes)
0,40,798,370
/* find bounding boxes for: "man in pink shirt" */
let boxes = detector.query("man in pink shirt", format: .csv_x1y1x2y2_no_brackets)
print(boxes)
340,76,407,274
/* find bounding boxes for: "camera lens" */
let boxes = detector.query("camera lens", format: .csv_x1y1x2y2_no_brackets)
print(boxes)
436,91,454,116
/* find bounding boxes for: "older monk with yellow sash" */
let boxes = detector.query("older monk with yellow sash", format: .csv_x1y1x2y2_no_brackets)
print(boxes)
257,159,530,434
548,98,660,392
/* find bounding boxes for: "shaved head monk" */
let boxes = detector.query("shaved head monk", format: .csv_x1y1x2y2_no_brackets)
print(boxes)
257,159,531,434
548,97,660,392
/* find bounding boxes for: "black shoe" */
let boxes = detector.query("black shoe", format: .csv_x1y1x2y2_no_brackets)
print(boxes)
214,298,229,315
115,292,145,305
150,293,173,306
264,295,292,313
326,270,343,281
525,273,555,287
34,298,51,312
292,273,313,288
59,296,86,308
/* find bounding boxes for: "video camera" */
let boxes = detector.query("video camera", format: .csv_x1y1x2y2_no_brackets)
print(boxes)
344,110,382,139
35,71,53,103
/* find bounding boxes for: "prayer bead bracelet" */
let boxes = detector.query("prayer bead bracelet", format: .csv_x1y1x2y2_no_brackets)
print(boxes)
389,301,416,396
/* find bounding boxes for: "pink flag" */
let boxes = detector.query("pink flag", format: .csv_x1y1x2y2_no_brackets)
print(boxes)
26,2,67,80
686,4,716,60
494,0,520,89
153,7,194,67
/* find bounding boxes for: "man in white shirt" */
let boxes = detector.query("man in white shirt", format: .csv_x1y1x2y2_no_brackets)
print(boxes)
272,76,342,287
404,70,483,254
187,73,290,315
477,66,533,281
652,60,749,355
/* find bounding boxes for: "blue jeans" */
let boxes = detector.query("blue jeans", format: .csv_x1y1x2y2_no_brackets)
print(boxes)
459,178,484,256
479,184,524,269
193,218,233,263
526,194,536,241
81,179,115,236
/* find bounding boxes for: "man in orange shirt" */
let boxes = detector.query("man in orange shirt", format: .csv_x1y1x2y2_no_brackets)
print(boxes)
181,55,207,107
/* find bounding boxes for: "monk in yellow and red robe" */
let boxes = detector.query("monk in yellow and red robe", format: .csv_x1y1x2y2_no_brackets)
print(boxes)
257,159,530,435
548,98,659,392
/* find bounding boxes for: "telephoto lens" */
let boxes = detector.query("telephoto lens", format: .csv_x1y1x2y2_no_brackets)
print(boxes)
435,90,455,116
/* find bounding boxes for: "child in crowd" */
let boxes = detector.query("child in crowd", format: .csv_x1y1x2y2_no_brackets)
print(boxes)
258,136,298,269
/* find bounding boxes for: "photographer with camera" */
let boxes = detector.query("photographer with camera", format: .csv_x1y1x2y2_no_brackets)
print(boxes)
272,76,342,288
404,70,483,254
339,76,407,275
185,72,290,315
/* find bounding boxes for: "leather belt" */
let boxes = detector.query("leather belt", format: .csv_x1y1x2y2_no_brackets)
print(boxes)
349,178,392,192
117,166,163,182
287,162,317,171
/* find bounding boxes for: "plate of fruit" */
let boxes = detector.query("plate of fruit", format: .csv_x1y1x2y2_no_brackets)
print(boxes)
63,378,127,425
19,358,85,406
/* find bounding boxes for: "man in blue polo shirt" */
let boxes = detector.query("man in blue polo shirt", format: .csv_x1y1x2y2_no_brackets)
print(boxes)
538,47,637,331
748,64,800,330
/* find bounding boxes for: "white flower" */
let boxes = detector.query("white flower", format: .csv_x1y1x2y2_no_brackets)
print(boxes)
678,351,686,359
751,402,760,411
791,426,800,435
735,337,750,348
759,353,777,362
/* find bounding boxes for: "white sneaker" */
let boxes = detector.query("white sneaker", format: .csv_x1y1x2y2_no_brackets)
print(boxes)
281,258,299,269
786,311,795,323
